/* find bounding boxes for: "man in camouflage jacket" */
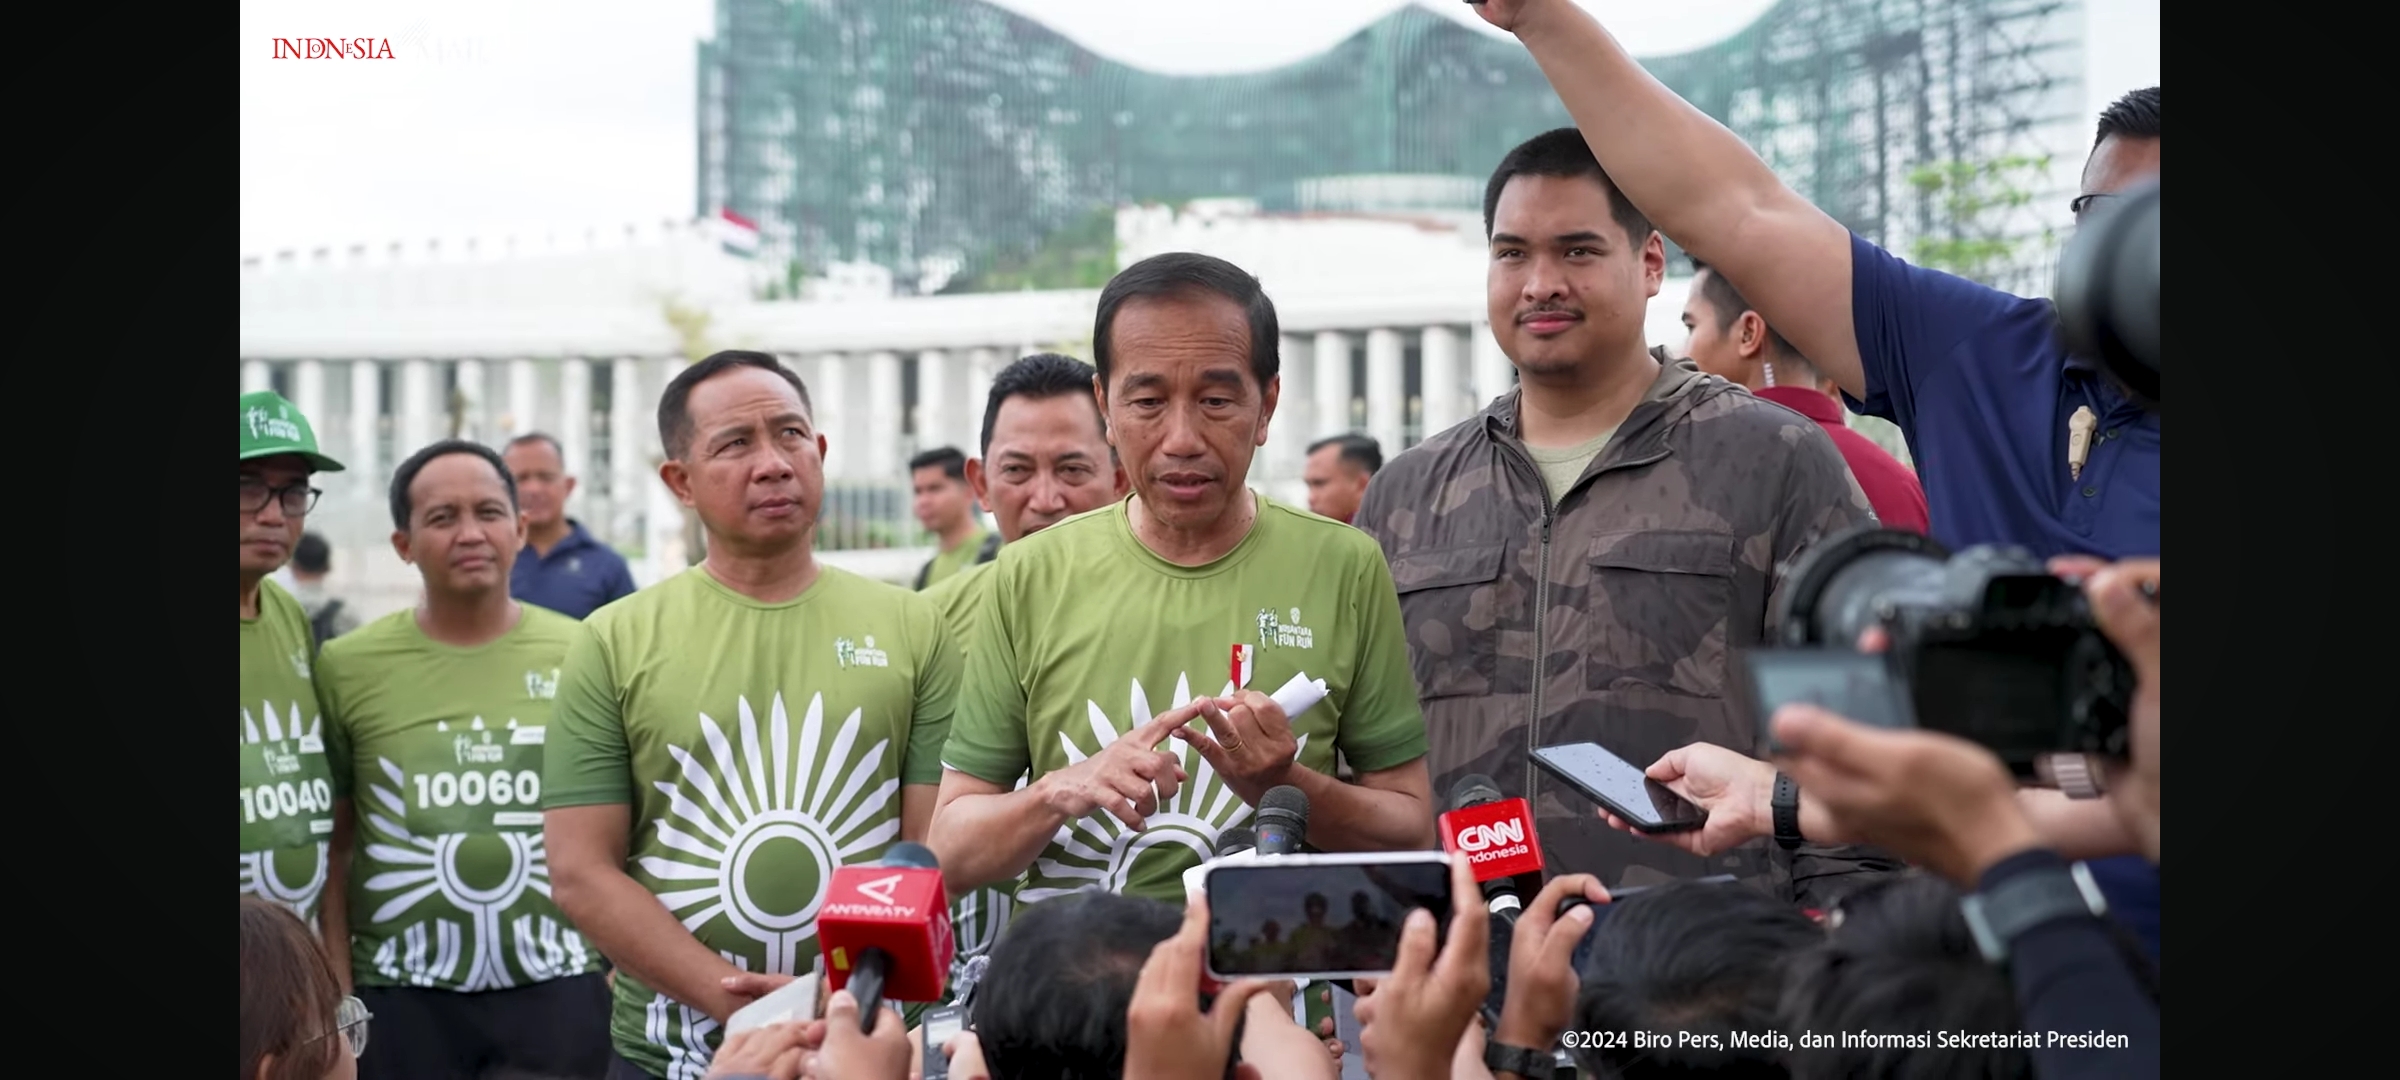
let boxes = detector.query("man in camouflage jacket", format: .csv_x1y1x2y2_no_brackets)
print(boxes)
1353,128,1901,909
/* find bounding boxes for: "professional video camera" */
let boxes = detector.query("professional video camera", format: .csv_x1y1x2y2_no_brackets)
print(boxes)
1747,525,2136,797
2054,178,2158,411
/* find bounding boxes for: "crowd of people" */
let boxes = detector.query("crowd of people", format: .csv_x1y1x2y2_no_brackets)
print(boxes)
239,2,2158,1078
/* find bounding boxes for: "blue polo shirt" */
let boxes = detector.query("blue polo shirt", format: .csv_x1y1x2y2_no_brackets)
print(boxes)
508,519,637,620
1846,232,2161,964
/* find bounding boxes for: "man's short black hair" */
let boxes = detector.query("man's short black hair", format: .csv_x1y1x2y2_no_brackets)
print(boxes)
505,431,567,467
1306,433,1382,475
909,446,968,482
657,350,815,461
389,439,519,532
1092,252,1280,393
1483,127,1655,245
2095,86,2160,147
1687,258,1812,379
293,532,332,574
981,352,1107,457
1571,879,1822,1077
974,891,1245,1080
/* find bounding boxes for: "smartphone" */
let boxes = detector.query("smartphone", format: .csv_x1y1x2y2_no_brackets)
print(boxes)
1729,646,1915,754
1530,742,1706,832
1202,851,1453,981
920,1004,966,1080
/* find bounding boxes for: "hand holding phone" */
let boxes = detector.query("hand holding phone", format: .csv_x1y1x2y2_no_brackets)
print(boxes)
1203,852,1454,981
1531,742,1706,832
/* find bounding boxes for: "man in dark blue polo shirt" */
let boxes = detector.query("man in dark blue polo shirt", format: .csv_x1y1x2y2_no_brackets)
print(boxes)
503,432,637,619
1476,0,2159,960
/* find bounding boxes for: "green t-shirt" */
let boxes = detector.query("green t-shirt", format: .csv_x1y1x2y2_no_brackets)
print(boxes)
318,605,604,993
917,527,992,590
1527,427,1615,504
241,580,342,928
545,565,958,1078
920,557,1018,989
943,493,1428,906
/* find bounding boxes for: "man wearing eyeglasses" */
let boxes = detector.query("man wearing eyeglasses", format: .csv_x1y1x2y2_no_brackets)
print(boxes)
239,389,350,961
1470,0,2159,961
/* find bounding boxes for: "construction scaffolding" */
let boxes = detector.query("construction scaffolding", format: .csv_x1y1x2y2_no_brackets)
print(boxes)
698,0,2084,296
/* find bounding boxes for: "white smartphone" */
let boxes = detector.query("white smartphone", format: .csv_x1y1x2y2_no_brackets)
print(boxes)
1201,851,1453,982
723,971,823,1037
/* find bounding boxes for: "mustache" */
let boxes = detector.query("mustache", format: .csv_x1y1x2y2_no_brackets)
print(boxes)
1516,303,1583,323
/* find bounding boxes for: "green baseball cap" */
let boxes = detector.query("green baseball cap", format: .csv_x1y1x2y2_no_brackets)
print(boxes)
239,390,346,473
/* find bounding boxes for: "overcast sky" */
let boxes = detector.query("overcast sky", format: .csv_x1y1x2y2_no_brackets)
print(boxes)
239,0,2159,258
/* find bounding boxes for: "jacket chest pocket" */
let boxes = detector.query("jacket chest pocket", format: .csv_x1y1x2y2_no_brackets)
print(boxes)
1582,530,1736,698
1390,544,1511,701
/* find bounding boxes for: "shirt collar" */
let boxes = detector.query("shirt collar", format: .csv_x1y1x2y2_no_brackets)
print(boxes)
1753,385,1845,424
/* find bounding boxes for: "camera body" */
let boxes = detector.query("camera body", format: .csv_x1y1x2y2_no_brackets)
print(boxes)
2055,177,2158,412
1766,526,2135,787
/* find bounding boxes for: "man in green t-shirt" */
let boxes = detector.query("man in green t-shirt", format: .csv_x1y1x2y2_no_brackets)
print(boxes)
909,446,993,590
239,390,347,948
930,252,1436,910
920,351,1127,1004
320,439,610,1079
543,351,958,1080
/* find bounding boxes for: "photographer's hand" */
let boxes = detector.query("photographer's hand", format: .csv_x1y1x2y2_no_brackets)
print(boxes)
1770,706,2043,886
1598,742,1855,853
2085,558,2159,864
1354,853,1489,1080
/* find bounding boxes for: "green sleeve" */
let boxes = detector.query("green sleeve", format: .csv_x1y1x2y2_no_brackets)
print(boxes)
316,647,355,800
1332,537,1431,775
902,596,960,787
542,622,633,808
939,561,1032,785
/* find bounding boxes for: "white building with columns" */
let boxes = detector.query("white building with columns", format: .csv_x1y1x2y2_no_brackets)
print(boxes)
241,207,1719,621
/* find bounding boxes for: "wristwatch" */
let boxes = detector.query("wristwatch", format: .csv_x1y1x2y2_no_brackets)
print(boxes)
1484,1039,1556,1078
1960,860,2109,966
1771,772,1805,850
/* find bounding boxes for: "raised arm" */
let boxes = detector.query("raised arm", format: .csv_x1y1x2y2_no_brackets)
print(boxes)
1480,0,1866,398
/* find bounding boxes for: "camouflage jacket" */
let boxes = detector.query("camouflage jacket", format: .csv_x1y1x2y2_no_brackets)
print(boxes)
1353,349,1901,909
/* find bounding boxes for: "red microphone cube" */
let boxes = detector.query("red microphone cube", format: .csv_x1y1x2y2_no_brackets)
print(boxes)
818,863,955,1004
1440,797,1544,883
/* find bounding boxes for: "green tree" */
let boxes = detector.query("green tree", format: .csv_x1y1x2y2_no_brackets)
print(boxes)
1906,155,2059,286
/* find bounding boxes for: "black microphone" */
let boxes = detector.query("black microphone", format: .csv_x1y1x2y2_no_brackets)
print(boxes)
1253,786,1309,855
1214,825,1257,858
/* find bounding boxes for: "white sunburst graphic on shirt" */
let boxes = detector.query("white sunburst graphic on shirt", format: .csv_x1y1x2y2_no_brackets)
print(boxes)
1019,673,1306,904
238,700,330,924
354,720,587,991
640,692,901,976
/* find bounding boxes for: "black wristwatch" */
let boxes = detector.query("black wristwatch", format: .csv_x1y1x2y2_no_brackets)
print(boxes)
1960,860,2109,966
1484,1039,1555,1078
1771,771,1804,850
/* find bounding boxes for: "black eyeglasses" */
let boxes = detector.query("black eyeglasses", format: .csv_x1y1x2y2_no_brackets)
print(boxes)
241,477,321,516
2069,192,2118,222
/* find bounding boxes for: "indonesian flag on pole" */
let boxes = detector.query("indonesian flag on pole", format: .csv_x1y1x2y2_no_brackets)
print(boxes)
717,208,760,258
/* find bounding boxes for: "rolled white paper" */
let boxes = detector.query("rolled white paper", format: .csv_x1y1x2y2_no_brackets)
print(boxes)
1271,671,1329,722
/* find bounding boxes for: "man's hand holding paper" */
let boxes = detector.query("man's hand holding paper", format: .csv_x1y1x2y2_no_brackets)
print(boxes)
1176,672,1330,806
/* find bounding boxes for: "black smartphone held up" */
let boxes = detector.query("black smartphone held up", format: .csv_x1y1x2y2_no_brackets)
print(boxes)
1530,742,1707,833
920,1004,967,1080
1729,646,1917,754
1202,851,1453,982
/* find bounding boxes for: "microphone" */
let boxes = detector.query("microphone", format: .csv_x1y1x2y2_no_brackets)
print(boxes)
1179,825,1264,900
1438,774,1545,922
1215,825,1257,858
819,841,956,1031
1253,786,1310,855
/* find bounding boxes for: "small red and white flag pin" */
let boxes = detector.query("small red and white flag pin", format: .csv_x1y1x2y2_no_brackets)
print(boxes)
1229,643,1255,689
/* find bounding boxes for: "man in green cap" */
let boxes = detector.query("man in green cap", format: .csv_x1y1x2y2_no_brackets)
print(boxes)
240,389,352,959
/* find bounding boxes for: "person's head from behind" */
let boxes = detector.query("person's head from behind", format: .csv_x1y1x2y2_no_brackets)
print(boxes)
910,446,975,536
1572,880,1821,1079
241,895,366,1080
1779,874,2030,1079
970,352,1127,542
2075,87,2159,227
1091,253,1282,540
389,440,524,599
1683,260,1826,394
656,351,822,557
973,891,1248,1079
502,433,575,535
292,532,332,582
1302,434,1378,524
1484,127,1666,379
